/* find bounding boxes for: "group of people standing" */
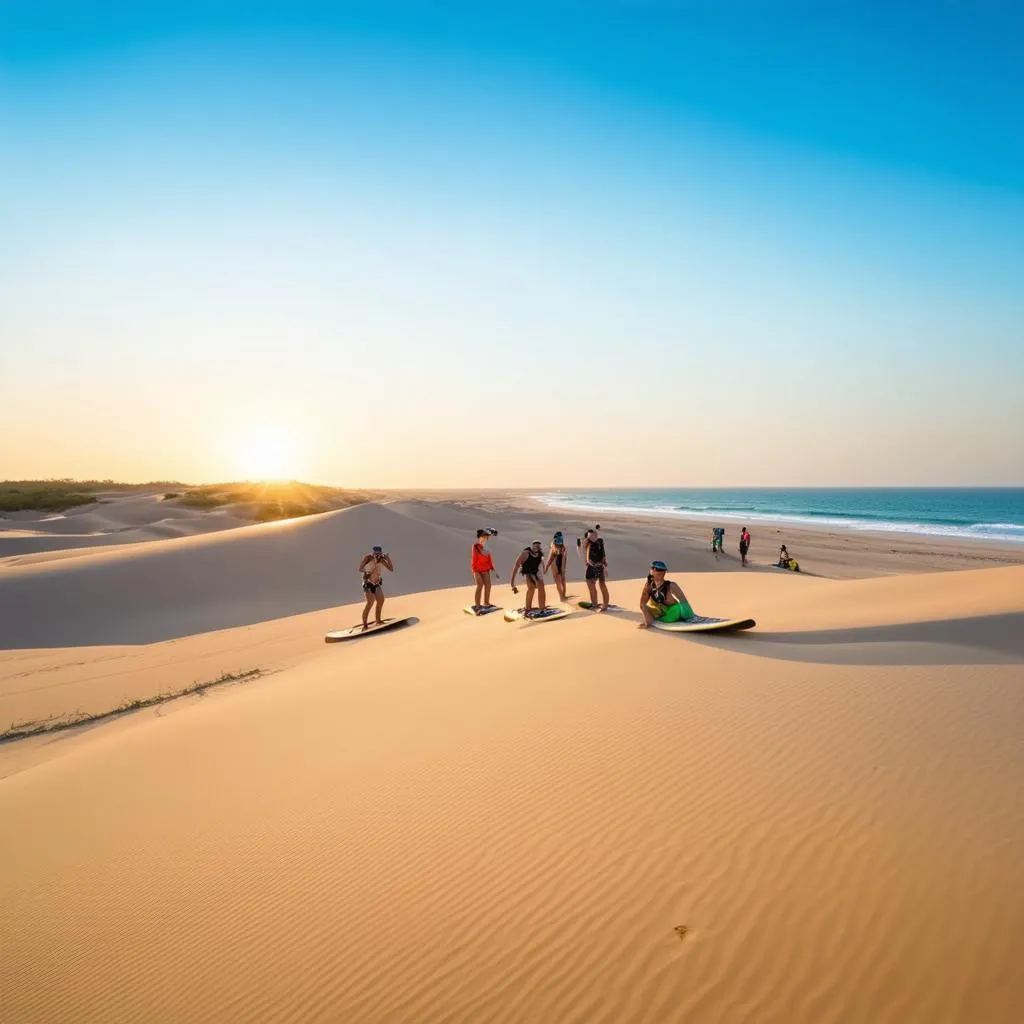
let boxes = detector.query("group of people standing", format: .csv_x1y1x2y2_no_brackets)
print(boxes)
356,524,694,630
711,525,753,566
470,525,610,617
356,521,797,630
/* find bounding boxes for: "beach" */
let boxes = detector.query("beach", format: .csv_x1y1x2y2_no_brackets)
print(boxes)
3,492,1024,1023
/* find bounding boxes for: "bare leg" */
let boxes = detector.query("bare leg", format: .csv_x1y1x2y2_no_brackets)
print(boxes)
536,578,547,611
585,576,598,607
524,578,536,613
553,571,566,601
483,571,492,607
374,589,385,624
598,576,610,611
361,592,374,628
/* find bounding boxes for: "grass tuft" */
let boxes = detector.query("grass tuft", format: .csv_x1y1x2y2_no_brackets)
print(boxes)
1,668,263,744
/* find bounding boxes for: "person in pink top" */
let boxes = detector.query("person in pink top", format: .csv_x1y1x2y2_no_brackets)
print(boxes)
739,527,751,567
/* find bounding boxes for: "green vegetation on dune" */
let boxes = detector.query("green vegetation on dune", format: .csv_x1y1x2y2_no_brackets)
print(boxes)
175,481,379,521
0,479,187,514
1,479,376,519
0,668,264,743
0,486,97,513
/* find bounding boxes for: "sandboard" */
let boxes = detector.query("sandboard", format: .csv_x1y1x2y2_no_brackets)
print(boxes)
577,601,626,612
325,617,413,642
463,604,502,617
651,616,755,634
503,606,569,623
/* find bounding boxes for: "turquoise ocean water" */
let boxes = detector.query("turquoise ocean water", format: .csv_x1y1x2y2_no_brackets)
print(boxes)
532,489,1024,544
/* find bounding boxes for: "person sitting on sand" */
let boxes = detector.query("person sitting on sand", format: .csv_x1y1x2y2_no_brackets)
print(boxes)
638,560,694,629
510,540,548,617
777,544,800,571
358,545,394,628
471,529,499,611
545,531,569,601
578,525,610,612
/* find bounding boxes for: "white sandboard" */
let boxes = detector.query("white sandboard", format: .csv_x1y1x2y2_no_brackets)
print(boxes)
325,617,413,642
503,606,569,623
651,616,755,634
463,604,502,617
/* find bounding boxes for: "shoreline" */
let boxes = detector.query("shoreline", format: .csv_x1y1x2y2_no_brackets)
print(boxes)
392,491,1024,579
528,490,1024,547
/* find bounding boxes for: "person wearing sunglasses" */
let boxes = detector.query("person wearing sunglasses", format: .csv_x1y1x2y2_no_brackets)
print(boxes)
358,544,395,629
638,560,694,629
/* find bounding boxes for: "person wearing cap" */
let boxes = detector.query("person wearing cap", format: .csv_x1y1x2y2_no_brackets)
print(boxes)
510,539,549,617
638,560,694,629
577,525,610,612
470,529,499,611
358,545,395,629
545,531,569,601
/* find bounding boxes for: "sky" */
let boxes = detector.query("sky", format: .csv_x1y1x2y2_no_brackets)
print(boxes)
2,0,1023,488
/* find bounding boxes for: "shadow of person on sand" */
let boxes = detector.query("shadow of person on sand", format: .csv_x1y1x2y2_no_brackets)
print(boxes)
667,612,1024,667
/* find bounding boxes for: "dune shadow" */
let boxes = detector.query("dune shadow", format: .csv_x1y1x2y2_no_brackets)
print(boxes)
674,613,1024,666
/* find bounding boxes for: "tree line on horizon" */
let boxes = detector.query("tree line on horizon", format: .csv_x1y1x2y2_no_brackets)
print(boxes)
0,479,377,520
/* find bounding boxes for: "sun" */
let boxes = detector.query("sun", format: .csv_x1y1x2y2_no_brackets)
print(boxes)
236,425,298,482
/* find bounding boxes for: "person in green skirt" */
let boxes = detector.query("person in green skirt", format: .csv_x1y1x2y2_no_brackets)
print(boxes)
638,560,694,629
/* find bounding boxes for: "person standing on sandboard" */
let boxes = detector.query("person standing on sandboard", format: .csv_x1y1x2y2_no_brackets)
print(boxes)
358,545,394,629
470,529,499,612
578,525,610,612
545,531,569,601
510,540,549,617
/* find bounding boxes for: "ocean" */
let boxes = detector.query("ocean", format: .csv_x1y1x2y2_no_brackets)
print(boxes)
532,489,1024,544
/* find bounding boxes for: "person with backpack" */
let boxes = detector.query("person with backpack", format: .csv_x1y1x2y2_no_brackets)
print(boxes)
577,525,610,612
638,560,694,628
510,540,549,617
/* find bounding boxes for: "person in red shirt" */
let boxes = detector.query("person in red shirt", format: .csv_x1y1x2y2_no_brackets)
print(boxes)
739,527,751,567
470,528,499,611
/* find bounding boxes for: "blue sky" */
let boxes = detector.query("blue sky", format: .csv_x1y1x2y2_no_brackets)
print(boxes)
2,1,1022,486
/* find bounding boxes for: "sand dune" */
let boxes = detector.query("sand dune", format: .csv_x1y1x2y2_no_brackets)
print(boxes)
0,497,750,648
2,498,1023,1023
0,492,247,561
2,562,1023,1023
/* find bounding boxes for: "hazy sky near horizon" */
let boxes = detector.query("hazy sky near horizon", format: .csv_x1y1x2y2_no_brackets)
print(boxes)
2,1,1023,488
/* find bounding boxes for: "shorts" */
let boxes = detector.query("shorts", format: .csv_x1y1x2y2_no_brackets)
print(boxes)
649,600,693,623
363,579,382,594
585,564,605,581
739,543,749,556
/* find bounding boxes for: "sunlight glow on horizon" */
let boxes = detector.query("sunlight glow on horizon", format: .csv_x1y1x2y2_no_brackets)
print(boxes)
1,2,1022,487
